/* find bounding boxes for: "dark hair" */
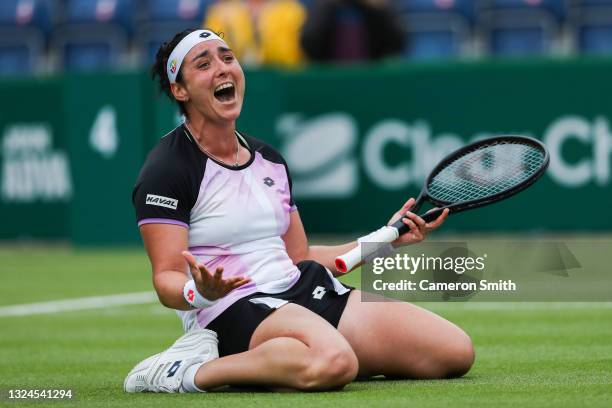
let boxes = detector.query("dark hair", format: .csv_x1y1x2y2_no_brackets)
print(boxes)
151,28,198,117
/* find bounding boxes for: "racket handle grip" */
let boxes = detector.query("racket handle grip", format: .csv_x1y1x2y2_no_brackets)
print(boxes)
391,208,445,235
335,226,399,273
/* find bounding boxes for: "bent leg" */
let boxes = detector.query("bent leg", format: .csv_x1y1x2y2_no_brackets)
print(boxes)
338,290,475,379
195,303,358,391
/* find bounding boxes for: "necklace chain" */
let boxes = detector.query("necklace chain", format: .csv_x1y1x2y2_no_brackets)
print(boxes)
185,123,240,167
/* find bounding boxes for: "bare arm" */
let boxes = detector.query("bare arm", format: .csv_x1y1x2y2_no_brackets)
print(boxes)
140,224,250,310
140,223,192,310
282,211,358,275
282,199,449,276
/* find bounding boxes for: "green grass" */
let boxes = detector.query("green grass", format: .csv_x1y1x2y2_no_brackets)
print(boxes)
0,246,611,407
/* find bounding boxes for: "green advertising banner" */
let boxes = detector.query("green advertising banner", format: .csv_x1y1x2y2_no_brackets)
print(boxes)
2,59,611,244
0,77,71,240
150,60,612,234
64,72,145,245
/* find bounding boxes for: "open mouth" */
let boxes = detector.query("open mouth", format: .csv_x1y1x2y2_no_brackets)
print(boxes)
214,82,236,103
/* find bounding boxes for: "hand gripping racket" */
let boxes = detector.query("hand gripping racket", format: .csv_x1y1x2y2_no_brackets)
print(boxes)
335,135,550,273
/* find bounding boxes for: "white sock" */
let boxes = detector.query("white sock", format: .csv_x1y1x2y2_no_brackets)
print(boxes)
181,362,206,393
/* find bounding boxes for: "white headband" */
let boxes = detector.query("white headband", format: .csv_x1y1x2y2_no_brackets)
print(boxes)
167,30,227,84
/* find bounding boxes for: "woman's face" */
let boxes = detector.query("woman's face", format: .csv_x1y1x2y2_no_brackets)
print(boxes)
175,40,245,123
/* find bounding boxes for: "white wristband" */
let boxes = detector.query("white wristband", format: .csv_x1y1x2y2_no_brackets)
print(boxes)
183,279,218,309
357,228,395,262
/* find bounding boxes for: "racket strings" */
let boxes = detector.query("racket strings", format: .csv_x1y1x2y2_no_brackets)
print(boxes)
428,142,545,203
436,153,541,201
431,150,540,202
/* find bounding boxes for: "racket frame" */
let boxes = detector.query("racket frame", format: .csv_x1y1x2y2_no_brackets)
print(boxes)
336,135,549,273
392,135,550,231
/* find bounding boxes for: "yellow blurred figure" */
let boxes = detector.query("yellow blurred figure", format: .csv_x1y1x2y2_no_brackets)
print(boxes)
203,0,259,65
257,0,306,67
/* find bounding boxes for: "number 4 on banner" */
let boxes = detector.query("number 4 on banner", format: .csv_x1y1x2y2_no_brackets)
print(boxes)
89,105,119,159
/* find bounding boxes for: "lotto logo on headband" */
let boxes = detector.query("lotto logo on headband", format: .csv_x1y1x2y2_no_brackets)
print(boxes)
170,59,177,74
200,31,211,38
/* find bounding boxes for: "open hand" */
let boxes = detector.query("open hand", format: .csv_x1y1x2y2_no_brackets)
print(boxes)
182,251,251,301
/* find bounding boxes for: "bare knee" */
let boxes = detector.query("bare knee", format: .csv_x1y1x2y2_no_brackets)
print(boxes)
297,347,359,391
409,331,474,379
439,332,475,378
450,333,475,377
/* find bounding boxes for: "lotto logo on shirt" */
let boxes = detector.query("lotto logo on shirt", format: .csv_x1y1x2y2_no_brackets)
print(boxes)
146,194,178,210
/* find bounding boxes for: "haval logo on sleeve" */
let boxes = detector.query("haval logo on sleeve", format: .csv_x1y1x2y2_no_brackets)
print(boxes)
146,194,178,210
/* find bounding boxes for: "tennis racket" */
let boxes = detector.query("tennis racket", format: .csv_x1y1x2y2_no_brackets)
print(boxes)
335,135,549,273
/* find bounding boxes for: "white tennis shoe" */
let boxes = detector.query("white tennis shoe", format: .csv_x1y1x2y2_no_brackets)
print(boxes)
124,328,219,393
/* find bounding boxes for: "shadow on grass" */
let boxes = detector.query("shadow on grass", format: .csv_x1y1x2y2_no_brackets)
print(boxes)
210,374,476,393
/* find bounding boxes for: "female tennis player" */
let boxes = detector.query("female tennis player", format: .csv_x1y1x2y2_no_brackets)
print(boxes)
125,28,473,393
